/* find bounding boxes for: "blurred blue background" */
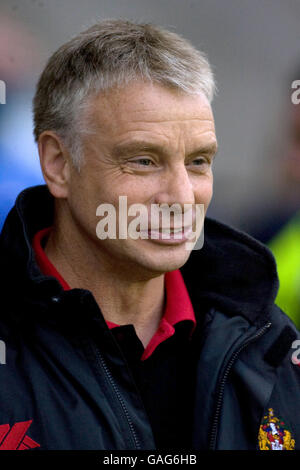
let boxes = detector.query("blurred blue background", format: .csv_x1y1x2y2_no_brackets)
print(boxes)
0,93,44,228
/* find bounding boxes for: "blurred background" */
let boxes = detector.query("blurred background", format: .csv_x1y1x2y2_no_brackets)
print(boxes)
0,0,299,321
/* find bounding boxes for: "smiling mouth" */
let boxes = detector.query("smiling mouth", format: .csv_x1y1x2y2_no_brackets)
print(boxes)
138,226,194,243
146,225,193,232
157,227,191,234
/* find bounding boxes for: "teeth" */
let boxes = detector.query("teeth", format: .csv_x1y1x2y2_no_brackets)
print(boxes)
159,227,183,234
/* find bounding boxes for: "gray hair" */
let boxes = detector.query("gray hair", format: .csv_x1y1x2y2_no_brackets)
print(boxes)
33,19,216,169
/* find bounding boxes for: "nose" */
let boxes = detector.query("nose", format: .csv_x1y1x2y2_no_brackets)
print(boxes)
153,163,195,208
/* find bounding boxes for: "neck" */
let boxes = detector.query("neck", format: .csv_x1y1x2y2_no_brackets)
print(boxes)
44,205,165,347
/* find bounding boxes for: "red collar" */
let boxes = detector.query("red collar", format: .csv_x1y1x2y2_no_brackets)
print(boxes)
33,227,70,291
33,227,196,360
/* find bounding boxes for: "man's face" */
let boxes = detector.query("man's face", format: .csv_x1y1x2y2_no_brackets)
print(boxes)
66,81,217,276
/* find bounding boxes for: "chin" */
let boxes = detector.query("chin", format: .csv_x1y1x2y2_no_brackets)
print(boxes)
134,244,193,275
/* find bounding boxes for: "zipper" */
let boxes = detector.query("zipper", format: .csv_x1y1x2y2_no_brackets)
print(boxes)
208,321,272,450
93,345,141,450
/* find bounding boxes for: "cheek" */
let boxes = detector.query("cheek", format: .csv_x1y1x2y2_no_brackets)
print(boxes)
206,179,214,205
117,177,157,205
67,174,103,232
69,192,97,233
195,176,213,208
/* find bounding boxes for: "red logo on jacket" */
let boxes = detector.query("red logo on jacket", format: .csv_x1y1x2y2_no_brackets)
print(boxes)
0,420,40,450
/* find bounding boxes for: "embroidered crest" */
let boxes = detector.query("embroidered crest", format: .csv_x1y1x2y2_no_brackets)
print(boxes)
258,408,295,450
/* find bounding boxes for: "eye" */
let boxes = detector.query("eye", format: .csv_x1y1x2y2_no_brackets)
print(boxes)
128,157,154,167
187,157,210,168
185,156,213,175
192,157,207,165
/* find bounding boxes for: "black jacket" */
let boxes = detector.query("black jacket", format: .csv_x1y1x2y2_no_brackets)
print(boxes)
0,185,299,450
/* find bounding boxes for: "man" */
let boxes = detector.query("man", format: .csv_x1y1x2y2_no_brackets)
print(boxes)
0,19,299,451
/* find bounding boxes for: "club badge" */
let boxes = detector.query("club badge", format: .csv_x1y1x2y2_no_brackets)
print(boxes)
258,408,295,450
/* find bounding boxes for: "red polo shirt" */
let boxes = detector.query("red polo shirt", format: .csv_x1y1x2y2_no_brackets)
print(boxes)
33,227,196,361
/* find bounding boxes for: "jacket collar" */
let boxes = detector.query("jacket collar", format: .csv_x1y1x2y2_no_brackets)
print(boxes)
0,185,279,326
180,218,279,326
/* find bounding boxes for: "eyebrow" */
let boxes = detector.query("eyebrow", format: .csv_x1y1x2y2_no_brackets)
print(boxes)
188,142,218,159
112,140,218,159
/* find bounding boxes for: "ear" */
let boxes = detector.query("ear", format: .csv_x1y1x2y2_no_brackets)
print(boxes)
38,131,71,198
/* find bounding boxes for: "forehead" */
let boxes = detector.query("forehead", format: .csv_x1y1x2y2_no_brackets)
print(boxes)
87,81,216,141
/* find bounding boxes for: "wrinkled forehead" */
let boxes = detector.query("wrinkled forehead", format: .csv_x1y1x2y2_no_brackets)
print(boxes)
86,81,215,136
